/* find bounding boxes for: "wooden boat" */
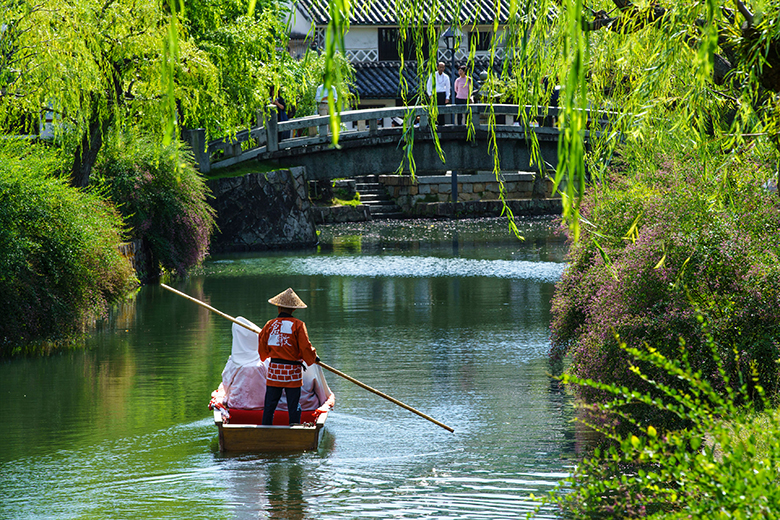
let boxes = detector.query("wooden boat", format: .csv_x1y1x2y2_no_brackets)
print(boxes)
214,408,328,452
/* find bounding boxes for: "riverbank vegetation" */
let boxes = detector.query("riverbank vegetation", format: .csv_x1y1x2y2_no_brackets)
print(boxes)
544,136,780,517
520,0,780,516
0,141,136,353
92,131,217,281
0,0,354,352
551,139,780,428
551,323,780,518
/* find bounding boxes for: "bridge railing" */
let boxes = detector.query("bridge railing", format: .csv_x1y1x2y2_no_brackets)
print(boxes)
183,104,608,173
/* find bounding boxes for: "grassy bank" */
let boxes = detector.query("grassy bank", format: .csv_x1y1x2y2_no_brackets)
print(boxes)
0,141,136,354
0,133,217,355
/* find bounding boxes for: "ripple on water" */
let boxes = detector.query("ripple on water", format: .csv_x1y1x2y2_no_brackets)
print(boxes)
290,256,566,283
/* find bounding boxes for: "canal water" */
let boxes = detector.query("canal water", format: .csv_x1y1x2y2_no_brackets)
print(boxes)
0,217,576,519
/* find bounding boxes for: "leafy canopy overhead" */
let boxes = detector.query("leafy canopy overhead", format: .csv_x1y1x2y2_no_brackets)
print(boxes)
0,0,340,186
312,0,780,237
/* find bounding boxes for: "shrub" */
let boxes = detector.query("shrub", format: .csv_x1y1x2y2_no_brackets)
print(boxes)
93,132,217,279
0,141,136,353
543,323,780,519
550,148,780,426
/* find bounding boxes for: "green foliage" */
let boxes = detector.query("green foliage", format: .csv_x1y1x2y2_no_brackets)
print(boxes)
92,131,216,278
543,321,780,519
0,140,136,353
182,1,357,140
331,194,361,206
550,140,780,426
0,0,224,185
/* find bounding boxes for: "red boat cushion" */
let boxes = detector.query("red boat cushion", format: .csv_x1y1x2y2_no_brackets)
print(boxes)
227,408,319,425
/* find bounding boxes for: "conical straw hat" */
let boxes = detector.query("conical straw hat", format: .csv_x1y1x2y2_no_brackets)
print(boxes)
268,288,307,309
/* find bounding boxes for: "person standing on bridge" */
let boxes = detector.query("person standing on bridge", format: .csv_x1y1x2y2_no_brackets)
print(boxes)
453,65,473,126
270,87,290,141
312,80,338,136
258,288,319,425
426,62,451,126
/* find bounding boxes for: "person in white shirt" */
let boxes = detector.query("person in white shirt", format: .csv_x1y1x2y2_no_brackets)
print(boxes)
426,62,451,125
311,81,338,136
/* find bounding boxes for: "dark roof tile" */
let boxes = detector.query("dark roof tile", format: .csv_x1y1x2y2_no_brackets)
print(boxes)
295,0,512,26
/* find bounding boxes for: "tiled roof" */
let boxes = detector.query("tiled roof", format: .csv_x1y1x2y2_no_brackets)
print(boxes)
295,0,512,26
353,59,503,99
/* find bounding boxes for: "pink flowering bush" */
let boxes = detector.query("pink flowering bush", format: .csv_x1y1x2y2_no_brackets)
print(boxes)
551,151,780,426
93,132,216,280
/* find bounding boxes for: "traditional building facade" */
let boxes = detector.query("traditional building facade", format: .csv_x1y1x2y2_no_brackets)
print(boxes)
288,0,511,109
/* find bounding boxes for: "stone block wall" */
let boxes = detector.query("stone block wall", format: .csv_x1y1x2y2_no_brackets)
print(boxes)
207,166,318,253
311,204,372,224
378,172,556,212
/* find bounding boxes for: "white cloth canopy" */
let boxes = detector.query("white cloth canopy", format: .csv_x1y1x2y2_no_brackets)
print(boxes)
221,317,266,409
230,316,260,365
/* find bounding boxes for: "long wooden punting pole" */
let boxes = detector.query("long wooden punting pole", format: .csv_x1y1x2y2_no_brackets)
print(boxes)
161,283,455,433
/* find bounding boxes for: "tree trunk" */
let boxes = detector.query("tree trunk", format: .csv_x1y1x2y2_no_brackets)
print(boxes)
70,110,110,188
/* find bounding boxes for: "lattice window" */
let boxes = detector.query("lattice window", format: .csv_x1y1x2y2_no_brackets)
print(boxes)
437,49,469,62
346,49,379,63
315,28,325,51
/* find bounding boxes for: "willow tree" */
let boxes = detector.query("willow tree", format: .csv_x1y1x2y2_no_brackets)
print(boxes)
0,0,222,187
182,1,358,139
315,0,779,237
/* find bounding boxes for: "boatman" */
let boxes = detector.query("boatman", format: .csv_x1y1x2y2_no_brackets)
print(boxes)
257,288,319,425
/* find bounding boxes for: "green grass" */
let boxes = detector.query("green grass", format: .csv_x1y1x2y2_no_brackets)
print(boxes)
331,196,362,207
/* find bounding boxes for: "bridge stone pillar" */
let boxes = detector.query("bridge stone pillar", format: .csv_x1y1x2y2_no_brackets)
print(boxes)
181,128,209,173
265,106,279,153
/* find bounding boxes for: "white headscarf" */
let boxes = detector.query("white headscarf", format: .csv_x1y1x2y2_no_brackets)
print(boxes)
230,316,261,366
222,316,266,409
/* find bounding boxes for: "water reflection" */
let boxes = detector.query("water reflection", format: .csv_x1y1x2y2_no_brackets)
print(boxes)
0,217,575,519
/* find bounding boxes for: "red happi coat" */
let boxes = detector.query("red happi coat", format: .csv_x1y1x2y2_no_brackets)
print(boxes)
258,316,317,388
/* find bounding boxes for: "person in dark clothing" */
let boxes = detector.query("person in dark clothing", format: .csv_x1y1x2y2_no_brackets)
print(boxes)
270,88,290,140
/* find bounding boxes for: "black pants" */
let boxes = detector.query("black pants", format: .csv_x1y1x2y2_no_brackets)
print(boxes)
455,98,467,125
436,92,447,126
262,386,301,425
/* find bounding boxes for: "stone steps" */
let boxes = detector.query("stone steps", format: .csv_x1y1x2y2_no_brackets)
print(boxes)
354,175,404,219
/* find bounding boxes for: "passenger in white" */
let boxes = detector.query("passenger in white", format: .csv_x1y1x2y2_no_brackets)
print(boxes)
210,317,267,413
277,362,335,415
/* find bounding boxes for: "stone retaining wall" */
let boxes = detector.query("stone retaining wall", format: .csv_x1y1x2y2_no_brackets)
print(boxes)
311,204,372,224
117,239,151,282
207,167,318,253
411,198,563,218
378,172,556,211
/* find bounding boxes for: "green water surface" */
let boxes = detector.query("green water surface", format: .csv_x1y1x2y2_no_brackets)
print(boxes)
0,217,577,519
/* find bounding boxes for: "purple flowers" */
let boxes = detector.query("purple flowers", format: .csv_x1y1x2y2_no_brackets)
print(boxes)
93,135,216,279
551,151,780,414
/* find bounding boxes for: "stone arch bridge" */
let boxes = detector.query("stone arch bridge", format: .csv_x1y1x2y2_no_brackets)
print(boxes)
183,104,605,180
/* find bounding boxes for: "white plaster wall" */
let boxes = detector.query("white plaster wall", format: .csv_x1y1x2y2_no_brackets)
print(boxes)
344,27,378,50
